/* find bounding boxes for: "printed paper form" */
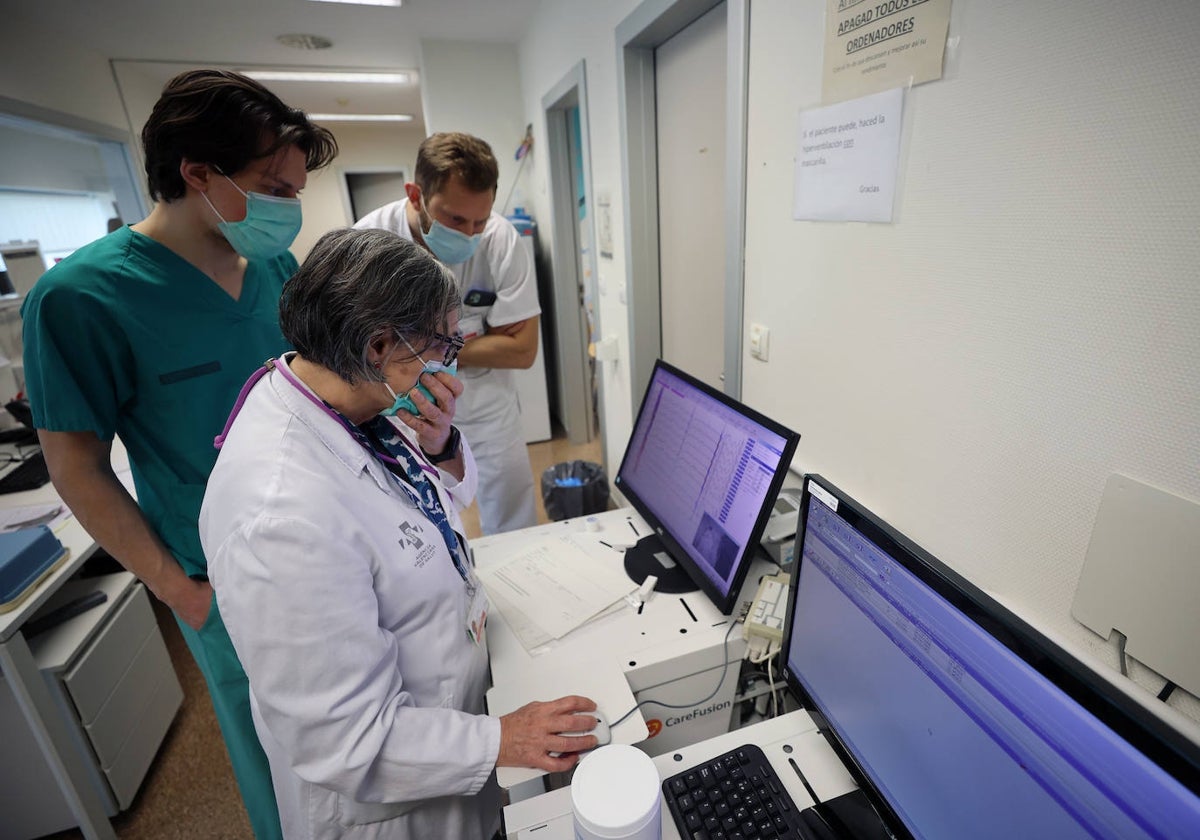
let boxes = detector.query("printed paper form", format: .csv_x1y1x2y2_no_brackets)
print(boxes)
479,535,636,647
0,502,69,533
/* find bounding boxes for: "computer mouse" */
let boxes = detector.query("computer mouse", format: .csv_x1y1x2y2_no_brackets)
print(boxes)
553,711,612,755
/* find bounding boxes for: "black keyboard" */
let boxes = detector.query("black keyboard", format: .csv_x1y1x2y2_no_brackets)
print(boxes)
662,743,812,840
0,450,51,495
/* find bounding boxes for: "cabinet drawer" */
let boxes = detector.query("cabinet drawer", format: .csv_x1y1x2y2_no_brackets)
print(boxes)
63,585,156,724
105,668,183,810
84,624,177,768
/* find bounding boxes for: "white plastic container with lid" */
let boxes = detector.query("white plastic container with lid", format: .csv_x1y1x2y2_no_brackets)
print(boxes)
572,744,662,840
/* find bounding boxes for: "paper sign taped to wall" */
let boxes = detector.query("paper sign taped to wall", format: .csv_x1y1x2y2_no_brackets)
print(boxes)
793,86,904,223
822,0,952,104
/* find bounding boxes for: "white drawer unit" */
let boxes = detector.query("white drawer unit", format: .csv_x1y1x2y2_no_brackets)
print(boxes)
0,572,183,837
63,576,159,723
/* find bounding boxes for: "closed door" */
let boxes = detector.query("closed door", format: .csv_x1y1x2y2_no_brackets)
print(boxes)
655,3,727,389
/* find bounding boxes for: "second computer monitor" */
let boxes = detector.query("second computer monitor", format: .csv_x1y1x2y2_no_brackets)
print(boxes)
784,475,1200,839
614,360,799,614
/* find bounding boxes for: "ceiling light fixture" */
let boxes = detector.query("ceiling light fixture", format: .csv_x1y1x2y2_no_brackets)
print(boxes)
308,0,402,6
308,113,415,122
244,70,415,84
275,34,334,50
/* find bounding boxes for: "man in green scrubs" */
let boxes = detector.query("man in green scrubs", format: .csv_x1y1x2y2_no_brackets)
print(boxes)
21,70,337,838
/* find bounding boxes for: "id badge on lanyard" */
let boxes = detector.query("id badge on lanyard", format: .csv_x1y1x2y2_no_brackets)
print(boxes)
465,567,489,646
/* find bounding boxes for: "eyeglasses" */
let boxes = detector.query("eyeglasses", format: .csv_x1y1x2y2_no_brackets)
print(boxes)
424,331,464,367
397,330,464,367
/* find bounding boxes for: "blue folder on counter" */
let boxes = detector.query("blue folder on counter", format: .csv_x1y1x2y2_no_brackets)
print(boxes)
0,525,69,614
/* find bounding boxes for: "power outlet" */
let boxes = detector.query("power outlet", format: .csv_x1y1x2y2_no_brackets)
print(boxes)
749,323,770,361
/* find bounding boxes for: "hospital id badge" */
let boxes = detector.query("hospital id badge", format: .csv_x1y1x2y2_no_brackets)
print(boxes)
465,571,489,645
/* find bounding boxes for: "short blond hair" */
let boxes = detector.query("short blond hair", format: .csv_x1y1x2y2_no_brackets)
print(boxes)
415,132,499,197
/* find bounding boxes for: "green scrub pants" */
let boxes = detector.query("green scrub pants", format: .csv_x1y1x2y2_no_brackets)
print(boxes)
176,598,283,840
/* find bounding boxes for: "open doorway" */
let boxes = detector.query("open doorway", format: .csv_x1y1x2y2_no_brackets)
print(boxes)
542,62,605,459
338,167,408,223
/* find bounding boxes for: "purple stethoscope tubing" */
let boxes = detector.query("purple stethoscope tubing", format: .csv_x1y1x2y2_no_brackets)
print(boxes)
214,356,444,485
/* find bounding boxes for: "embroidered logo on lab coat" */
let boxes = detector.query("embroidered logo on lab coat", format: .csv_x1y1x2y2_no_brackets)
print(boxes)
398,522,425,550
398,522,438,568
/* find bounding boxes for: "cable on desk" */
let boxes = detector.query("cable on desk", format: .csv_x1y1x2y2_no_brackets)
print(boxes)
768,657,778,718
610,619,740,728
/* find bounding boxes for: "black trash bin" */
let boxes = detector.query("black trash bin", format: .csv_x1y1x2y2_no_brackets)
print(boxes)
541,460,610,521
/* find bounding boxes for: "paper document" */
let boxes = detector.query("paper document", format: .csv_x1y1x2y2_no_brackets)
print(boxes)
793,86,905,222
479,535,636,649
0,502,68,533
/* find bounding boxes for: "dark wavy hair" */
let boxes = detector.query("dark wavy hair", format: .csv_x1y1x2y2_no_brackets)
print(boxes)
141,69,338,201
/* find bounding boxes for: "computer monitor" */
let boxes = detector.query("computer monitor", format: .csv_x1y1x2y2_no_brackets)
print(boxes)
614,360,799,615
783,475,1200,839
0,243,46,297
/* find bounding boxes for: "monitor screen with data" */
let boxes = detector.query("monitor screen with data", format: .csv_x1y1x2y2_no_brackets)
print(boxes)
784,475,1200,840
614,361,799,614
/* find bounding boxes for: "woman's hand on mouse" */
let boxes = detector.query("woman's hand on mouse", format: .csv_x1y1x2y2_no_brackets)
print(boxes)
497,695,600,772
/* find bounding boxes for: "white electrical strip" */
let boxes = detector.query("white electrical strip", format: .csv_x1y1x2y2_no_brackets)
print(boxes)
743,573,790,645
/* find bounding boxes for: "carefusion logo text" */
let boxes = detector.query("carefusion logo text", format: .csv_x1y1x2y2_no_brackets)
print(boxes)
664,699,732,727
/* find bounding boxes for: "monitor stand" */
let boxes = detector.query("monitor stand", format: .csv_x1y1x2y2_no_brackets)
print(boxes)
623,533,698,594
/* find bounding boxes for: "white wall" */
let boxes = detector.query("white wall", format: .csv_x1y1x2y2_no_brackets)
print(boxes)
294,122,426,260
0,8,127,131
419,39,528,213
517,0,644,473
742,0,1200,721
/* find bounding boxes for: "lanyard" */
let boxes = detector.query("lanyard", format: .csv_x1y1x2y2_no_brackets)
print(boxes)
214,355,470,580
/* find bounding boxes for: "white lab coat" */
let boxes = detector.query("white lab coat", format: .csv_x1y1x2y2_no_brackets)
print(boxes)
355,199,539,535
200,355,503,840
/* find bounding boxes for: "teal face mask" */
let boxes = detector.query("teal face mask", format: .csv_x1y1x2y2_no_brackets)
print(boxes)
203,175,302,260
381,360,458,417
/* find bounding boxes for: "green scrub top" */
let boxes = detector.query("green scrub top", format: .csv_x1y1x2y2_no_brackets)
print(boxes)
21,226,297,578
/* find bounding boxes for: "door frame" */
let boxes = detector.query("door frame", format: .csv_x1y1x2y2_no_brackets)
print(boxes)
542,61,605,457
615,0,750,402
337,166,409,225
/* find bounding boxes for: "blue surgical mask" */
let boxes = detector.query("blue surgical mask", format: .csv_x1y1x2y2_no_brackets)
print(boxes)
203,176,302,260
419,207,481,265
381,359,459,417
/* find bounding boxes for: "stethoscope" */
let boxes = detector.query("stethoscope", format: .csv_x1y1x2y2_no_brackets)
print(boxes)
215,354,448,493
214,354,473,581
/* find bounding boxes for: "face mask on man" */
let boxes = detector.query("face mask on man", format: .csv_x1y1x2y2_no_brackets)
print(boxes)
418,201,481,265
202,174,302,260
380,336,461,418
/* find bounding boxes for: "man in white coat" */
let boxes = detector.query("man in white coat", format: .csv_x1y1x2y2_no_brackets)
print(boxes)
355,132,539,535
201,229,599,840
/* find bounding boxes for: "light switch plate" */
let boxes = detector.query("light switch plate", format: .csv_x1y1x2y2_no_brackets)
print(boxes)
749,323,770,361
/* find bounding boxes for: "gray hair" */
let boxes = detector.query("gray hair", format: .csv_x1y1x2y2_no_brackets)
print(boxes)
280,228,460,383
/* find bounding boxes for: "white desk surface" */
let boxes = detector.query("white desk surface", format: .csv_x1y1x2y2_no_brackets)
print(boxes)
476,508,755,691
487,657,648,788
476,508,764,789
502,710,859,840
0,441,127,642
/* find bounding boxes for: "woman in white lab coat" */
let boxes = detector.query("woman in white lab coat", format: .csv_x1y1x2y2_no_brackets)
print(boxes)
199,228,598,840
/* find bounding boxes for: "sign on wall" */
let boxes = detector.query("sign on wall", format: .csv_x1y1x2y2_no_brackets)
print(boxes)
822,0,952,104
793,86,904,223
